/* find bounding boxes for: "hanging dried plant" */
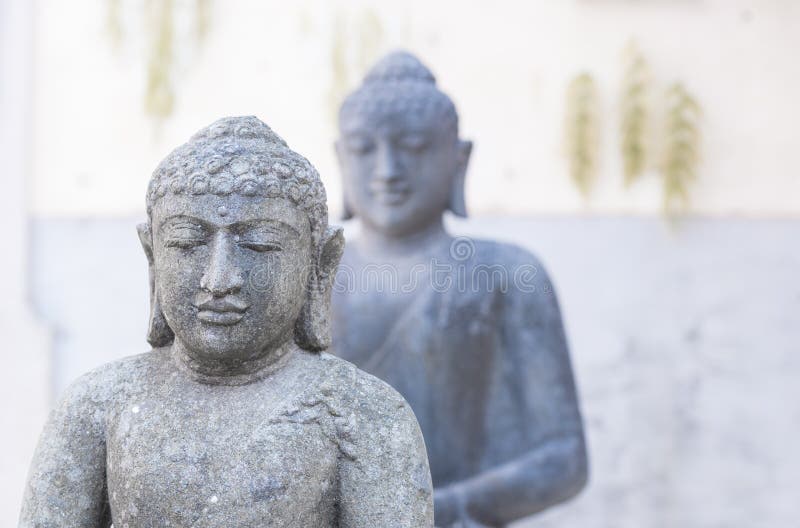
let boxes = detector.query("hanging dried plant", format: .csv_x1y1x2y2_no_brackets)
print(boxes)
195,0,212,43
565,73,599,197
106,0,123,50
107,0,211,121
328,8,385,121
620,42,649,185
329,11,349,120
144,0,175,119
661,82,701,214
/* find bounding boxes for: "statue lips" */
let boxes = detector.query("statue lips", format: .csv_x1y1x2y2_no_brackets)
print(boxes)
194,296,249,326
369,181,410,205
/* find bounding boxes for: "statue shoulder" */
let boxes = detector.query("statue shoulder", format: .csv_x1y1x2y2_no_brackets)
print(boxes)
467,238,547,269
464,238,553,286
308,356,434,524
315,352,413,416
312,353,422,437
274,353,425,463
58,349,168,409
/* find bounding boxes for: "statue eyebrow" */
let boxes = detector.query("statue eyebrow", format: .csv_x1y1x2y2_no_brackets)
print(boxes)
232,219,300,236
159,215,301,236
159,215,210,233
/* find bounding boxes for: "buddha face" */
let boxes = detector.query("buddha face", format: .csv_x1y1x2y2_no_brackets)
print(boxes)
337,110,468,237
148,193,312,362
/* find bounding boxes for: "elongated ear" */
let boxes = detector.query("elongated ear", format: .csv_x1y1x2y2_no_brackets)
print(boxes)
318,226,346,281
294,226,346,351
341,195,355,221
334,140,355,220
137,222,154,264
449,139,472,218
137,223,174,348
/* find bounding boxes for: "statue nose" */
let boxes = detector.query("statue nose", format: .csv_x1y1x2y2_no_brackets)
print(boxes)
374,144,403,181
200,233,244,296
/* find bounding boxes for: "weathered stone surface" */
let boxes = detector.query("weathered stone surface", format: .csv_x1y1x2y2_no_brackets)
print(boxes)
332,52,588,527
20,116,433,527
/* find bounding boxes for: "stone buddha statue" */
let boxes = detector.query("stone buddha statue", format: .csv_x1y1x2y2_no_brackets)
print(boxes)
20,116,433,527
332,52,588,527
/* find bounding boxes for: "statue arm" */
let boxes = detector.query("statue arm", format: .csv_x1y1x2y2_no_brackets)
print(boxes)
435,255,588,527
337,376,434,527
434,435,587,526
19,374,112,528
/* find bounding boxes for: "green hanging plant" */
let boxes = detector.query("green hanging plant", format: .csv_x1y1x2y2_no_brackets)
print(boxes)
620,42,649,185
565,73,599,197
661,82,701,215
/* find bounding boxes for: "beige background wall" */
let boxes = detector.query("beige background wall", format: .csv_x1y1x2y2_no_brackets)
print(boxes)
2,1,798,527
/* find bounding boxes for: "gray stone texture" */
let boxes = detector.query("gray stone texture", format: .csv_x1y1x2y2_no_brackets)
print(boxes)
20,117,434,527
331,51,588,527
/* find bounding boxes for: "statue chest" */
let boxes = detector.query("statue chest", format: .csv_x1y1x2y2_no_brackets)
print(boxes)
332,259,507,484
104,384,340,527
333,280,503,377
332,287,418,362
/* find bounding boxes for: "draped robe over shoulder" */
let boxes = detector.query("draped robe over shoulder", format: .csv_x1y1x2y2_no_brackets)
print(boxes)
332,239,584,489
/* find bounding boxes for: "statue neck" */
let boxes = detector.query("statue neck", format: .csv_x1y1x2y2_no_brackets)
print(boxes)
170,338,297,386
358,217,449,259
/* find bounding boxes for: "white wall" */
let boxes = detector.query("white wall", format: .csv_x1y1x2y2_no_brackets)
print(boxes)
31,0,800,218
0,1,51,524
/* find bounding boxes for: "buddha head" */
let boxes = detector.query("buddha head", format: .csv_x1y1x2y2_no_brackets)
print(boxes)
336,50,472,237
138,116,344,364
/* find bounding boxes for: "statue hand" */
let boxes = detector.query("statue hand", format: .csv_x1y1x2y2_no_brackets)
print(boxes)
435,484,494,527
438,519,493,528
434,486,460,526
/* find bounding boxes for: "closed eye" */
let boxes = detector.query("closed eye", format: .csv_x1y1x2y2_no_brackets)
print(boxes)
239,241,283,253
164,238,205,249
345,136,375,154
397,134,428,151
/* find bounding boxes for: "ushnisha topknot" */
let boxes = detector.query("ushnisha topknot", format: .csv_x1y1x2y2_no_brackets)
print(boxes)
339,50,459,133
147,116,328,244
363,50,436,84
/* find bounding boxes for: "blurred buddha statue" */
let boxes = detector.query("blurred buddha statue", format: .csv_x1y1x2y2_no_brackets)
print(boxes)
20,116,433,527
332,51,588,527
